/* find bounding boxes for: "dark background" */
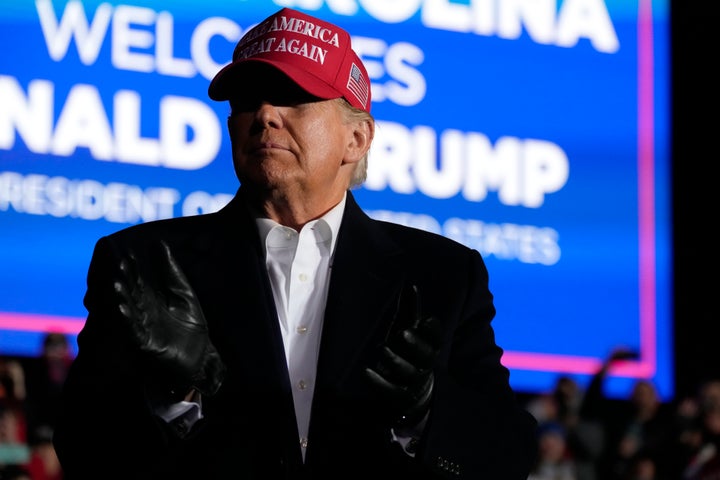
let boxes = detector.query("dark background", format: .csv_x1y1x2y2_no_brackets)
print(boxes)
672,1,718,399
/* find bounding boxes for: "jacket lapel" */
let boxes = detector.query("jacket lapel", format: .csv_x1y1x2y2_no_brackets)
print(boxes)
315,192,408,384
196,193,290,391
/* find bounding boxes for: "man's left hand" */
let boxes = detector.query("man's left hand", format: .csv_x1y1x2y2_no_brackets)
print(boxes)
365,283,442,428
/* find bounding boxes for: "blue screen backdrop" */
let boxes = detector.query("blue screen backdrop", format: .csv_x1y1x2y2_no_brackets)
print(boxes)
0,0,671,399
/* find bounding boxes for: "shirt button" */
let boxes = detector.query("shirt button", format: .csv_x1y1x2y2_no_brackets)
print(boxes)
300,437,308,448
298,273,308,282
296,325,308,334
298,380,307,390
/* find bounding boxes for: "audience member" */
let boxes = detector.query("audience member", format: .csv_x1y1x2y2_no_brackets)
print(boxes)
681,378,720,479
579,348,676,480
528,421,578,480
0,406,30,468
25,425,62,480
524,376,603,480
22,333,73,435
0,358,29,469
622,451,659,480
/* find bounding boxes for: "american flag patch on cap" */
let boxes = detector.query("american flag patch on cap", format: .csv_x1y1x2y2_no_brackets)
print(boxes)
347,63,369,109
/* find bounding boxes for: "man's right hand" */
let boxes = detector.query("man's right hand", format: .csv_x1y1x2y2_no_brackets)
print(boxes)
113,240,226,400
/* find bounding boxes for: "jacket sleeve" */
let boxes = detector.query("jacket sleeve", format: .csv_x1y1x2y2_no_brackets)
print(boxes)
53,235,196,479
416,249,538,479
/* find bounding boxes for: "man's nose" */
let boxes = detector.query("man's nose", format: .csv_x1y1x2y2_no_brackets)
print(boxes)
253,101,283,127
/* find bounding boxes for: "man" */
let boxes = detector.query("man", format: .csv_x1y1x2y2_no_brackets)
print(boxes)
53,7,537,479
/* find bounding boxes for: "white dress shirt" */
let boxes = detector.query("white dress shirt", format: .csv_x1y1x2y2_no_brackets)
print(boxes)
255,195,344,460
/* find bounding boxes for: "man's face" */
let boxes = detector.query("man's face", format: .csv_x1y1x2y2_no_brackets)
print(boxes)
226,65,355,198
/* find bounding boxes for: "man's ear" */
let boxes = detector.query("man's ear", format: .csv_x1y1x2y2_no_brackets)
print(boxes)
343,119,374,165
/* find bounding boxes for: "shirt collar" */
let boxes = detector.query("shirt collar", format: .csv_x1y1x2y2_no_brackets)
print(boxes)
255,192,346,255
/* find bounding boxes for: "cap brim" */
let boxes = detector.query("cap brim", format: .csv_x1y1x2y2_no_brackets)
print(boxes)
208,58,344,102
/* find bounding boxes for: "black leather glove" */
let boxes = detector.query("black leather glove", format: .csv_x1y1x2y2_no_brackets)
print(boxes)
365,283,442,428
114,240,226,400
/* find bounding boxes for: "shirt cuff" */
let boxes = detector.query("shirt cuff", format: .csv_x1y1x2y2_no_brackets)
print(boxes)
391,410,428,457
153,391,203,437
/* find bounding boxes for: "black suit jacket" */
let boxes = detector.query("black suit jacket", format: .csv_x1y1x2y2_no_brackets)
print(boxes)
54,189,537,479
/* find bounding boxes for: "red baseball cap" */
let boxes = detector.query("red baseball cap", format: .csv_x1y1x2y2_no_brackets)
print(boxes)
208,8,371,113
